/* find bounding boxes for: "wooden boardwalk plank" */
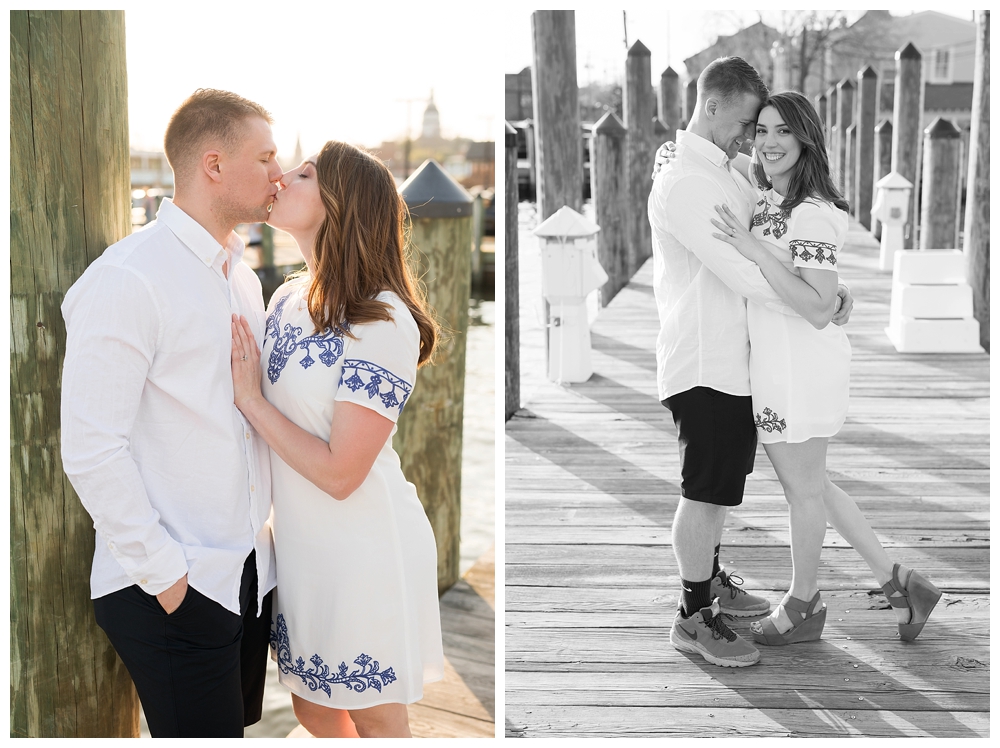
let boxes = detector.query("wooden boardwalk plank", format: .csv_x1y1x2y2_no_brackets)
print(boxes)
505,215,990,738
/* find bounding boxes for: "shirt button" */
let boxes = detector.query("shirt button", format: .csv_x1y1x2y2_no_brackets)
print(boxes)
245,432,251,440
251,485,256,492
140,579,147,585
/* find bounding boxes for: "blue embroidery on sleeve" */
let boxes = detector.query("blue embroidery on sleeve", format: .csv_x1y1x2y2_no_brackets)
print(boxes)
269,614,396,697
340,359,412,412
297,331,345,371
264,294,346,383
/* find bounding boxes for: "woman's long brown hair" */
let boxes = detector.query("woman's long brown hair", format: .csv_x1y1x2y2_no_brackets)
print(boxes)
750,91,850,214
305,140,438,366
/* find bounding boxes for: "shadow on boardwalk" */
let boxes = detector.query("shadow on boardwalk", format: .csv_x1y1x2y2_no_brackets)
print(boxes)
505,217,989,738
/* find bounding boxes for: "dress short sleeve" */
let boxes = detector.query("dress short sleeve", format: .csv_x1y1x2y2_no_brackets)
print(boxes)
788,202,846,272
335,295,419,423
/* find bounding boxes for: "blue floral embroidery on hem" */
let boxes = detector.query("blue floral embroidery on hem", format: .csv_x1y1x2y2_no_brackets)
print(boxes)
269,614,397,697
340,359,412,412
264,293,347,383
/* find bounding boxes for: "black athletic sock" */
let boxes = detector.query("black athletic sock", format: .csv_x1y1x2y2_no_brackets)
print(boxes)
680,577,713,618
712,544,721,579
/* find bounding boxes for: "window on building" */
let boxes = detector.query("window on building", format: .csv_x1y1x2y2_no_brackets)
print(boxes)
931,48,952,83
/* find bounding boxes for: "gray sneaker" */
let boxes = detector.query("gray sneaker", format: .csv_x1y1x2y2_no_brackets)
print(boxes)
670,598,760,667
712,568,771,617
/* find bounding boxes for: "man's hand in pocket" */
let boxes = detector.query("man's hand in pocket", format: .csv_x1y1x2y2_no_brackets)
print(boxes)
156,574,189,614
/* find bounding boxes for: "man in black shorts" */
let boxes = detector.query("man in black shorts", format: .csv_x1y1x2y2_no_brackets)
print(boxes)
647,57,853,667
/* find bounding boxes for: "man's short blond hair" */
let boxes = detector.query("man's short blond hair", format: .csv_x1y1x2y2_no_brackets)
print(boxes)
164,89,273,182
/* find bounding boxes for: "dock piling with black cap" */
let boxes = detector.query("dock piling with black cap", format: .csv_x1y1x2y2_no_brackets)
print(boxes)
920,118,963,249
891,42,924,249
397,159,473,593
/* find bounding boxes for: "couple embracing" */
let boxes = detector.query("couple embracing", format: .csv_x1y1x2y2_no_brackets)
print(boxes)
648,57,942,667
60,89,443,737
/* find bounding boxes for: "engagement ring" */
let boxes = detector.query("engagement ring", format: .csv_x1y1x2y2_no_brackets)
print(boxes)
241,355,248,361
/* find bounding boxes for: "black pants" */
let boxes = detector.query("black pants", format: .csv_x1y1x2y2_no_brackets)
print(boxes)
94,551,273,738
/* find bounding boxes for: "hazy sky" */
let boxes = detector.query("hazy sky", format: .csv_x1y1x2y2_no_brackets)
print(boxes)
125,7,498,157
505,8,975,85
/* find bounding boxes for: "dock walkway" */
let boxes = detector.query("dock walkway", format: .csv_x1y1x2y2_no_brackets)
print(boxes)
505,218,990,737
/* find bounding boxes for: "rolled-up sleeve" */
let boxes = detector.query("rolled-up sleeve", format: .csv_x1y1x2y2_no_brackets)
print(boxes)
60,265,188,594
652,173,797,316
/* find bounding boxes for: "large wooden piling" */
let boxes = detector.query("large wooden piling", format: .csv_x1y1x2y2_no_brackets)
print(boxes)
891,42,924,249
530,10,582,220
835,78,855,192
11,10,139,737
845,123,857,215
855,66,878,230
659,67,680,137
825,85,836,148
625,40,654,274
919,118,963,249
398,160,472,593
872,119,893,239
815,92,827,129
963,10,989,351
530,9,581,366
591,112,629,306
685,78,698,126
652,116,668,143
505,122,520,419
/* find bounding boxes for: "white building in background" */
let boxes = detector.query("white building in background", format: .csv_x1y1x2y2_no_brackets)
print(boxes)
421,90,441,139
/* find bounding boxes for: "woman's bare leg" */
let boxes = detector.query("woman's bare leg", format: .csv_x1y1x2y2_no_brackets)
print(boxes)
349,703,411,738
761,438,830,633
291,694,360,738
820,477,909,624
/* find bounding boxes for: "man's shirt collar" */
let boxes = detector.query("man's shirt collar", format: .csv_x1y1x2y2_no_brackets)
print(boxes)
156,198,245,269
677,130,730,169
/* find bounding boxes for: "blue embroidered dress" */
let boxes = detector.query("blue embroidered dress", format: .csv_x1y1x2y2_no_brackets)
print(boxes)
261,279,443,708
747,188,852,444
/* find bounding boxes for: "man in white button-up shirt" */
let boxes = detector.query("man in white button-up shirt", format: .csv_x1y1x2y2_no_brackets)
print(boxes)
647,58,853,668
61,90,283,737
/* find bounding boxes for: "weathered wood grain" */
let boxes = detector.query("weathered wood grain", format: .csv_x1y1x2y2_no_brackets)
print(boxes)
591,112,629,305
505,122,520,419
395,210,471,593
891,42,924,249
920,118,963,249
10,10,138,738
624,40,654,275
505,706,989,738
963,11,990,351
530,10,582,219
855,66,878,230
506,211,989,737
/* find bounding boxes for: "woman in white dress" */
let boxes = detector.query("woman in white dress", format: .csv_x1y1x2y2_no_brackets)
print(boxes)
706,92,942,646
230,140,443,737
